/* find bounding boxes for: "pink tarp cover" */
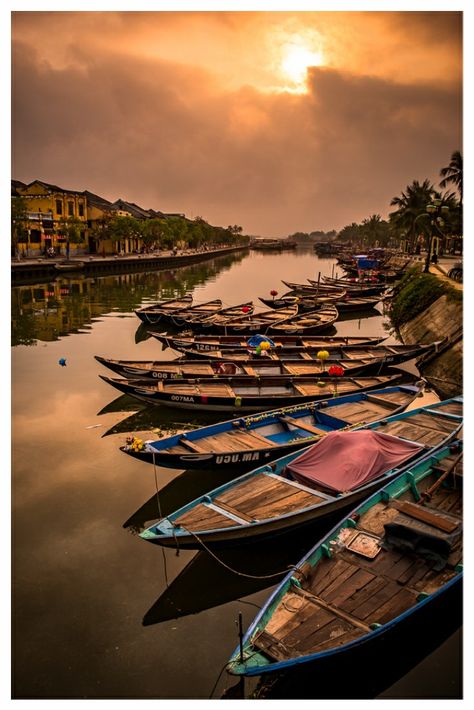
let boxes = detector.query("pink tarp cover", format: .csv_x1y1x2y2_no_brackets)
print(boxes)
287,430,424,493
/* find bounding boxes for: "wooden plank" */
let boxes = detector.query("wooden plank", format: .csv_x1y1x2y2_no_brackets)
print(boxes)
365,394,398,409
230,429,278,447
318,564,362,603
435,401,463,416
213,499,255,523
407,412,460,435
296,619,354,653
389,499,460,533
252,630,293,662
310,559,355,596
278,415,327,435
277,603,333,645
369,588,418,625
179,437,208,453
215,475,285,508
266,593,312,636
303,627,364,654
339,575,388,614
174,503,240,530
250,489,322,519
352,579,402,620
292,586,373,632
324,569,376,607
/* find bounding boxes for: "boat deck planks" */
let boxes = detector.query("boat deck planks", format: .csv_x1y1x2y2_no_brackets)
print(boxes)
247,447,463,667
174,503,242,530
435,401,463,416
378,420,455,447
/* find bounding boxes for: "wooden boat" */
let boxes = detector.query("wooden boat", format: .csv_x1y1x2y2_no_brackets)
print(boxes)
54,260,85,271
284,279,387,298
135,294,193,324
152,333,388,354
179,304,299,335
165,298,223,325
95,343,438,380
259,294,382,313
120,383,425,470
226,439,463,676
264,306,339,334
139,397,463,549
321,276,388,290
174,301,255,327
99,371,405,412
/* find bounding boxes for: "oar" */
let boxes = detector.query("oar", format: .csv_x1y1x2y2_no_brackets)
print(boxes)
420,450,463,504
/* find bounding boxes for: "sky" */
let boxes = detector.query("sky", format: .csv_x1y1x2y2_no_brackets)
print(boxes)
11,7,462,237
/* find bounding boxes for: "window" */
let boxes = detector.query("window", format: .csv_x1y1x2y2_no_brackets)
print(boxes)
78,203,84,217
29,230,41,243
55,200,62,215
68,201,74,216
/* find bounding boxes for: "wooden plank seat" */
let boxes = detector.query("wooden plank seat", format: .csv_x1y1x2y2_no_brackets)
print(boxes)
179,437,208,453
278,414,327,435
365,393,400,409
377,420,450,447
388,499,460,533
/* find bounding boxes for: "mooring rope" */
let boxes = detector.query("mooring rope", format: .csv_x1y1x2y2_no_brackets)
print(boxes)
150,450,299,579
176,525,298,580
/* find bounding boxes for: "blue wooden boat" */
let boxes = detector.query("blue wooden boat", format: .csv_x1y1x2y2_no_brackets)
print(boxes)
139,397,462,548
226,439,462,676
121,383,424,470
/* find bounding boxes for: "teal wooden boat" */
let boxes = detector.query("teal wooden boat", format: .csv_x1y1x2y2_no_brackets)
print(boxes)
226,440,463,676
139,397,462,548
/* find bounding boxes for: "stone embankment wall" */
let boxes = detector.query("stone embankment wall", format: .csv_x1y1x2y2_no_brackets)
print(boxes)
398,294,462,400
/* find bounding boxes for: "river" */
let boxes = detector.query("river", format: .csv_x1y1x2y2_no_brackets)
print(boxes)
11,247,461,699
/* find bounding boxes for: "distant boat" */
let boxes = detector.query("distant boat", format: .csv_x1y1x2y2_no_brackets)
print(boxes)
139,397,463,549
226,439,463,676
135,294,193,324
120,383,425,470
284,279,387,298
54,260,85,271
259,294,383,313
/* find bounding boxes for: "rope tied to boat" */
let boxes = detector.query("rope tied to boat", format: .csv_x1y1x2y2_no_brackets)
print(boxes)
176,525,299,580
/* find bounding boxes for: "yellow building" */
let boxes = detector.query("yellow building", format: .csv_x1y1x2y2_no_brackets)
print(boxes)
14,180,88,257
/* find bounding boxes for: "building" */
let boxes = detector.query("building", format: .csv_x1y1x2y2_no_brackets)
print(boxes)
13,180,88,257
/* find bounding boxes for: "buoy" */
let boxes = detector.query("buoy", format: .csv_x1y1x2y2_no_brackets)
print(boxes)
58,358,67,367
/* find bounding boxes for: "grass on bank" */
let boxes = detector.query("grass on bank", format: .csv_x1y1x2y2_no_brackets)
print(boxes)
390,266,462,328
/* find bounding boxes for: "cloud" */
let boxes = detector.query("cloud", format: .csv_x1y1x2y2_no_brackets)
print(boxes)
11,18,461,236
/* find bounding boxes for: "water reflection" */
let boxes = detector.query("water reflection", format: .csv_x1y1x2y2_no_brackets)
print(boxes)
142,516,346,626
11,250,247,346
12,247,458,700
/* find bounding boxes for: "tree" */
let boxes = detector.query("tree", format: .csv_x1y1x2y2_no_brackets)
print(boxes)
389,179,436,251
440,151,463,205
58,216,84,259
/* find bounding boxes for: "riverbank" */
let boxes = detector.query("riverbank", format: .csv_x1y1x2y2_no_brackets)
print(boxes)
388,267,462,399
11,245,249,285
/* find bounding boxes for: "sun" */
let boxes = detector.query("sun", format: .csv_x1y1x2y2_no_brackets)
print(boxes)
281,45,324,89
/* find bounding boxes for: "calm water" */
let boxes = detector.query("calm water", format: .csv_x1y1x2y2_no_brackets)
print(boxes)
12,247,461,699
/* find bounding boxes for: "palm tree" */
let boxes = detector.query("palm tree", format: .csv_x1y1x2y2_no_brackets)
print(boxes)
389,179,436,252
440,151,462,205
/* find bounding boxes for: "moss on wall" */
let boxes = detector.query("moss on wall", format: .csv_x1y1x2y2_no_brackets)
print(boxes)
390,267,461,328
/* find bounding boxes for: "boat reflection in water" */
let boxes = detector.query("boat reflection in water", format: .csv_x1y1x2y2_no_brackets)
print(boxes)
142,524,334,626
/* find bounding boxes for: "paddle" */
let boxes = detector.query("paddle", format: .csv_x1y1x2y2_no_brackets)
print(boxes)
420,450,463,504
